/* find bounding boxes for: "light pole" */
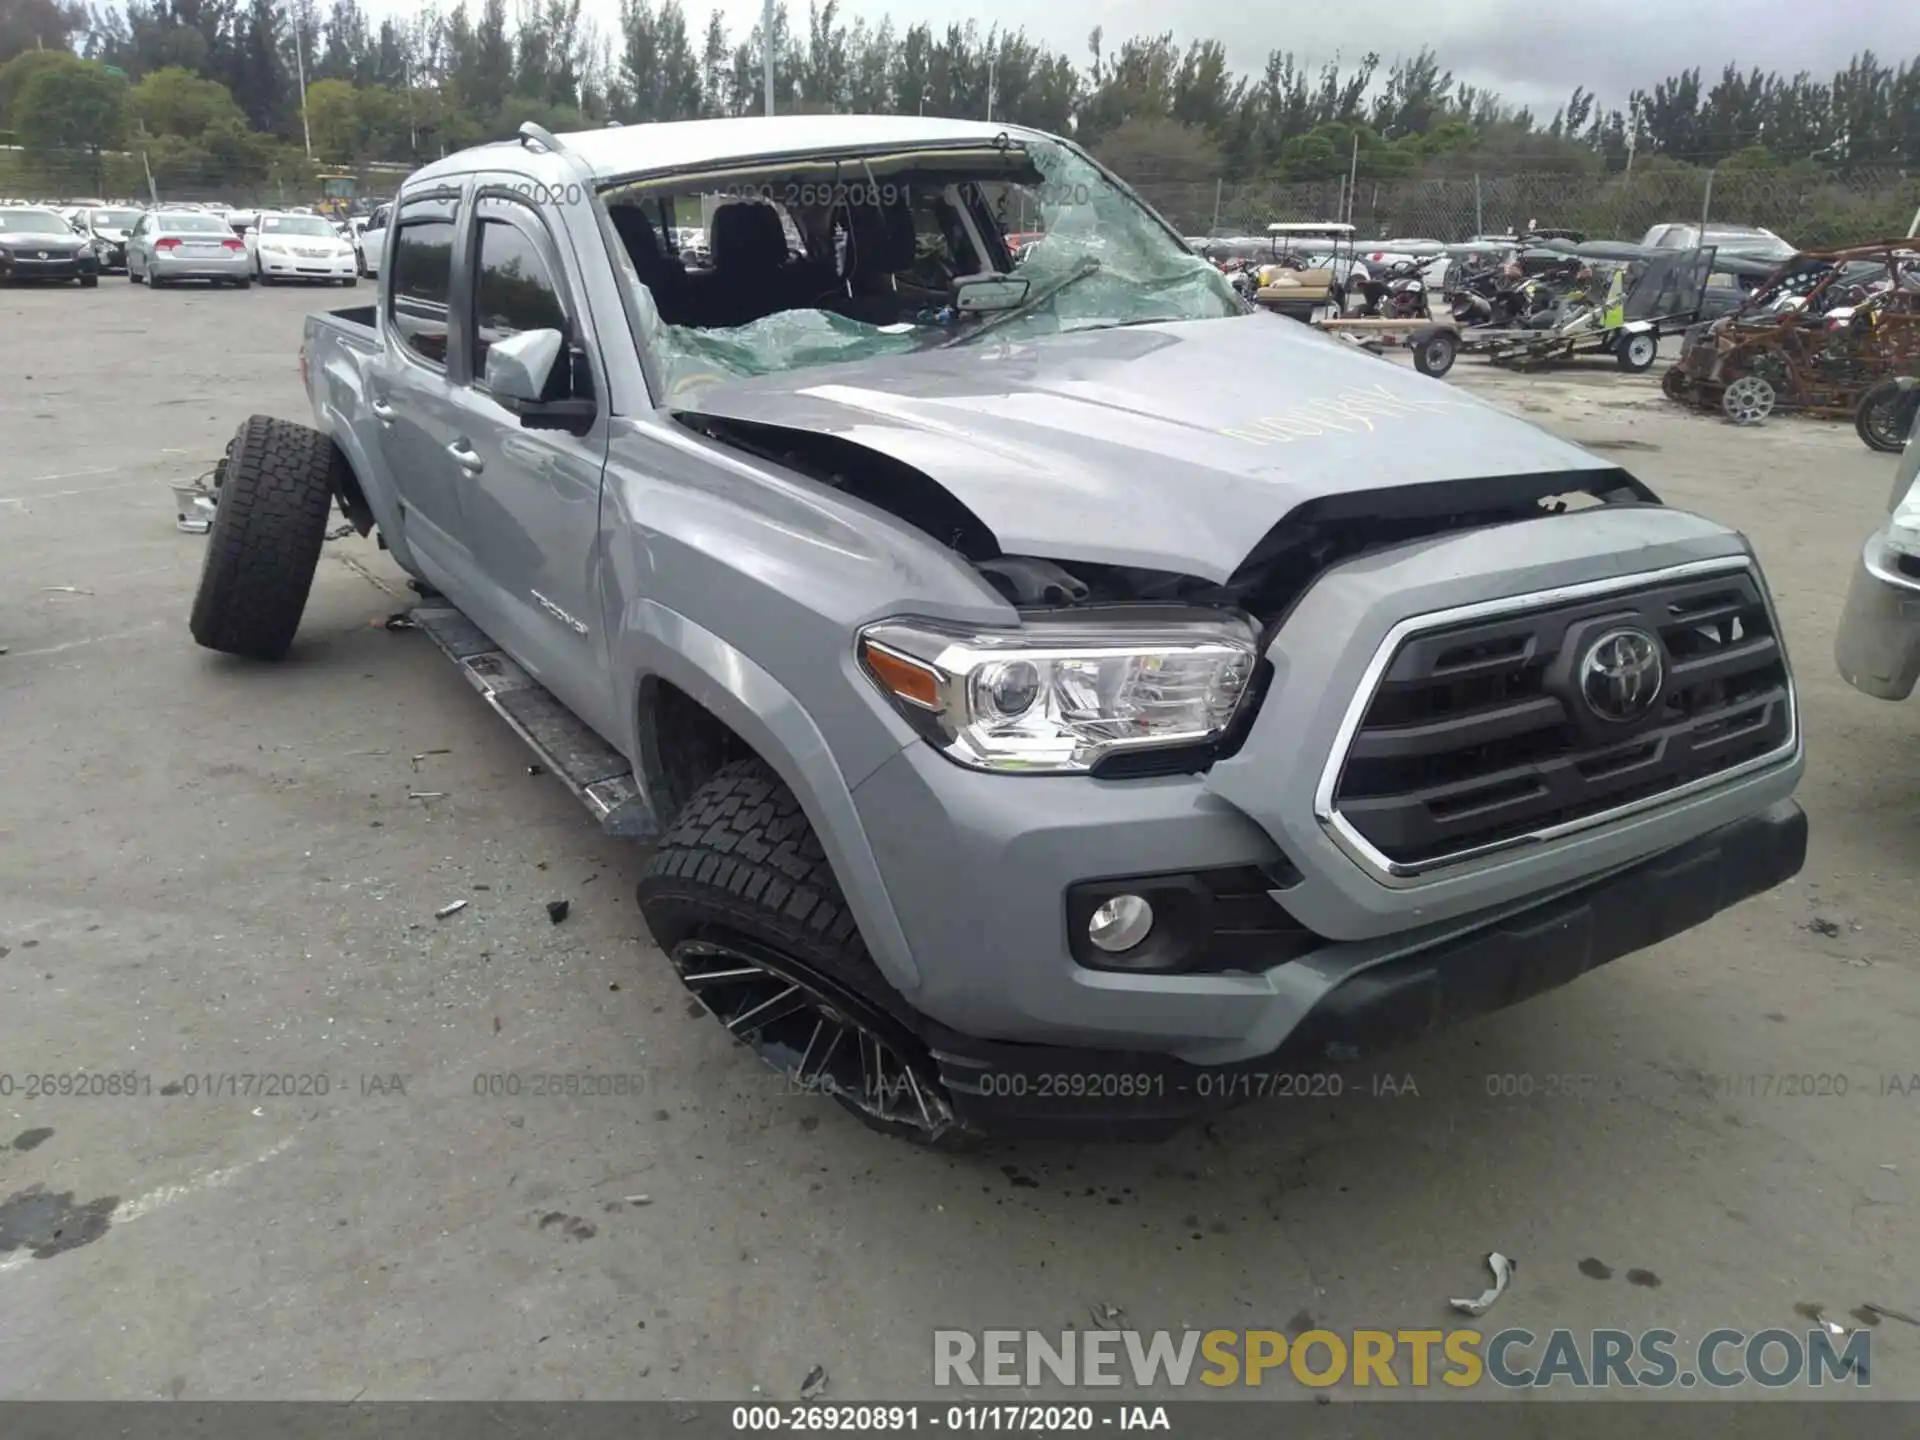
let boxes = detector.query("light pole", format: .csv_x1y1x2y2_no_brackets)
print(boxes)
294,18,313,157
762,0,775,116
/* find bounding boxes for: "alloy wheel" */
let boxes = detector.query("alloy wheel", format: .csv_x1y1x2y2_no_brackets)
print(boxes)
1722,374,1776,426
671,936,956,1140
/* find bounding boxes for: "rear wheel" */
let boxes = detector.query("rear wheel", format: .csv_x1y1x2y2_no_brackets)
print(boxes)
1411,326,1458,378
1617,330,1659,372
637,758,967,1148
188,415,338,661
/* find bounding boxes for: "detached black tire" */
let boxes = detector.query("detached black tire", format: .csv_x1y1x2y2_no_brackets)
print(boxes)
638,757,970,1148
189,415,337,660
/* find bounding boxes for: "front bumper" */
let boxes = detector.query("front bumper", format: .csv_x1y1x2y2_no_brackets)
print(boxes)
1834,527,1920,700
257,250,356,281
0,249,97,280
927,801,1806,1138
849,506,1803,1061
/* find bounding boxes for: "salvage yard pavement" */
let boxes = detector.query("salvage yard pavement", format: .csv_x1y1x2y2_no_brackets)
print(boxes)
2,283,1917,1400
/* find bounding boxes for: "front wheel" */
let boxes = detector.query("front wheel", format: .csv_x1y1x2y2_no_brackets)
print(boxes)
1856,378,1920,454
78,273,98,288
637,758,968,1148
1617,330,1659,372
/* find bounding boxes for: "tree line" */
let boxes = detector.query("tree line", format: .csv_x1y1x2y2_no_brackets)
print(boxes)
1,0,1916,195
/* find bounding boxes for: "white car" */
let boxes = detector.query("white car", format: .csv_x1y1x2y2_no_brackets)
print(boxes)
356,204,390,277
249,211,359,285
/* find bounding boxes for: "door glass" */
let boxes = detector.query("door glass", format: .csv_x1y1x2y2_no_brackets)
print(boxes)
474,219,569,375
389,214,457,366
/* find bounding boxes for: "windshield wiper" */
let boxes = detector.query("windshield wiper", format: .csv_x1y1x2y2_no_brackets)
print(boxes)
943,257,1102,348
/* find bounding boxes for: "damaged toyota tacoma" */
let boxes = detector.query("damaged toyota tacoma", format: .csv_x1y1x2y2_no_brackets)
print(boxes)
187,116,1807,1144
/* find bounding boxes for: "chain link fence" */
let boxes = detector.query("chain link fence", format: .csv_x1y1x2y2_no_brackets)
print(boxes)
1129,165,1920,250
7,143,1918,250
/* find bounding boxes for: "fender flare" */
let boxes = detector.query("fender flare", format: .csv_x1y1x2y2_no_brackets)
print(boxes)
619,599,922,992
318,404,418,573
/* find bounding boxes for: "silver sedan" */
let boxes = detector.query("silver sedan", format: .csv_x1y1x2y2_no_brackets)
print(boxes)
127,210,253,288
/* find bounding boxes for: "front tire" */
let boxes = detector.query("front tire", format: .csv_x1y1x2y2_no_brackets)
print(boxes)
1856,378,1919,454
637,758,967,1147
188,415,338,661
79,273,99,288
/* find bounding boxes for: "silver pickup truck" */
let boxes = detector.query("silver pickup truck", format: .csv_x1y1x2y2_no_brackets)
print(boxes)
187,116,1807,1145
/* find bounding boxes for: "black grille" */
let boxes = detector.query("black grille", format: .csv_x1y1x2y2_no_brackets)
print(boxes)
1332,568,1793,869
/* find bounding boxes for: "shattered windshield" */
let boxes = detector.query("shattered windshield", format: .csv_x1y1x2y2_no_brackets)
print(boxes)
604,134,1242,403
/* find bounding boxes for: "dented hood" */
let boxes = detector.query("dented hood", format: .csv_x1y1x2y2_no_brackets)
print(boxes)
675,314,1618,582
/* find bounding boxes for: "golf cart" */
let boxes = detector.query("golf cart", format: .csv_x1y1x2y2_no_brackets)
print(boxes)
1250,222,1363,323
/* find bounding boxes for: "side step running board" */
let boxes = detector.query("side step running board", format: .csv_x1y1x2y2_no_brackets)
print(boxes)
411,604,659,841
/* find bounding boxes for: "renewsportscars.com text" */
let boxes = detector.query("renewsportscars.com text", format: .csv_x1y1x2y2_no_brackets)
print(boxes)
933,1327,1870,1390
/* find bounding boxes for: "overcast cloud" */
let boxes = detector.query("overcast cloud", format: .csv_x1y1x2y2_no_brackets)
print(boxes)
476,0,1909,118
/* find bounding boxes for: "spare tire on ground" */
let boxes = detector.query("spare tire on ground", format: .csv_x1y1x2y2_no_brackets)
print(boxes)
189,414,338,661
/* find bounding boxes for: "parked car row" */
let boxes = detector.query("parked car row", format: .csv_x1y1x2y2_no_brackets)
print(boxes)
1,201,371,289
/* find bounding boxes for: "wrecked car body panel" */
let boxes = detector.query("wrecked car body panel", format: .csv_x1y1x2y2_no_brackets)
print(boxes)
674,315,1620,580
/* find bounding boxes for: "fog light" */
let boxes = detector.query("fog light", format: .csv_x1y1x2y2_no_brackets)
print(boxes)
1088,894,1154,953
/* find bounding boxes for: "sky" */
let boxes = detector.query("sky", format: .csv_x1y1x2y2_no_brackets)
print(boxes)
510,0,1909,118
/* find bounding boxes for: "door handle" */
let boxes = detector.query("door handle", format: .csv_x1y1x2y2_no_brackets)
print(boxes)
447,440,485,474
369,398,396,424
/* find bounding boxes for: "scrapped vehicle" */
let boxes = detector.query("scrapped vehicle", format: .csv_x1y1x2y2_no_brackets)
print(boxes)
1663,240,1920,422
1641,222,1796,265
1834,377,1920,699
127,210,252,288
1476,243,1716,373
186,117,1806,1145
75,205,142,271
0,206,102,286
249,212,359,285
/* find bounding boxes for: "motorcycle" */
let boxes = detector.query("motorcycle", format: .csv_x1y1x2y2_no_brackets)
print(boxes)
1350,255,1435,319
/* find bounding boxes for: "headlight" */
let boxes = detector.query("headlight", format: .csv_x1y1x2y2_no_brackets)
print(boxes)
857,616,1260,773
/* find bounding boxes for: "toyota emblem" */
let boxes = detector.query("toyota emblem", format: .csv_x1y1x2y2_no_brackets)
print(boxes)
1579,627,1665,723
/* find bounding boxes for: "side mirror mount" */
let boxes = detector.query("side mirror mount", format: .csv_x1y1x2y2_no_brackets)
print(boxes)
484,327,563,403
485,327,595,436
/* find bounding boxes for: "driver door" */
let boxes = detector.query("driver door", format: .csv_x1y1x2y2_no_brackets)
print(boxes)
444,188,616,740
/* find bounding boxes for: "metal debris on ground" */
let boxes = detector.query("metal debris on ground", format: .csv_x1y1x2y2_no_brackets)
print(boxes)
1450,1253,1516,1316
435,900,469,920
800,1365,828,1401
1089,1302,1127,1328
1805,917,1843,938
625,1194,651,1205
384,613,419,631
324,523,355,541
546,900,571,925
411,749,452,769
408,790,448,800
41,586,94,595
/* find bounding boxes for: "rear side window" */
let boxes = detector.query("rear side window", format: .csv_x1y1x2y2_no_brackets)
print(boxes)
389,205,458,366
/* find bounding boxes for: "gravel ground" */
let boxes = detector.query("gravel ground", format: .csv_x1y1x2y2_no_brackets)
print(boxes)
1,280,1915,1402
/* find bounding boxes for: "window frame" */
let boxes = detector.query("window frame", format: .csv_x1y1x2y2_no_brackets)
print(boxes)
461,186,599,414
383,186,465,374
